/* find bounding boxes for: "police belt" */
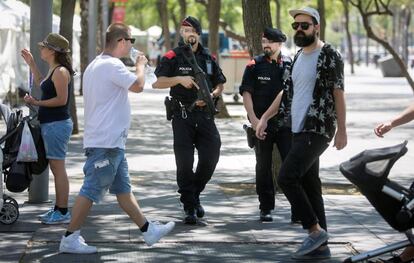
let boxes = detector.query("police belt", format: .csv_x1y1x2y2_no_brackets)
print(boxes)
172,98,207,112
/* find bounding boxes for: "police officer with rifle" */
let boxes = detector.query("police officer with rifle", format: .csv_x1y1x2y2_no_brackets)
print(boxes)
240,27,299,223
153,16,226,225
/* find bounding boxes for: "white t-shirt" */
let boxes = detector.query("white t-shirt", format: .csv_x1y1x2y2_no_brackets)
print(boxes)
83,54,137,149
291,48,321,133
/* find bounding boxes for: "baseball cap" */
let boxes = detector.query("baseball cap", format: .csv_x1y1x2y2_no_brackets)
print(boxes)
289,7,320,25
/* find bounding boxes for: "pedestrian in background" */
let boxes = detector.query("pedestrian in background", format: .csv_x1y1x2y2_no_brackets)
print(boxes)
21,33,74,225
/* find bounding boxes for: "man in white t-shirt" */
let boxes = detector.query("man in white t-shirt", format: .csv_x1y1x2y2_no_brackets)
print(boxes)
59,23,175,254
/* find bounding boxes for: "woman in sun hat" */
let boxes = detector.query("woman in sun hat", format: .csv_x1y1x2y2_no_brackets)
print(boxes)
21,33,74,224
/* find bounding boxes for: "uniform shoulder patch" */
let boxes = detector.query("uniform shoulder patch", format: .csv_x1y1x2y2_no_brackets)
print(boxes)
163,50,176,59
246,59,256,67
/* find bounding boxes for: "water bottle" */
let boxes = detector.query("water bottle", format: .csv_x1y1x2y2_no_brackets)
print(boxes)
130,47,157,85
129,47,139,63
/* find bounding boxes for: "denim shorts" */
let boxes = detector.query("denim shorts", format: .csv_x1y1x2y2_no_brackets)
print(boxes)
79,148,131,203
40,118,73,160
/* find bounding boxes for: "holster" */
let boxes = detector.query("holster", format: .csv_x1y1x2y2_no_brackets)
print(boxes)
243,124,256,148
164,96,174,121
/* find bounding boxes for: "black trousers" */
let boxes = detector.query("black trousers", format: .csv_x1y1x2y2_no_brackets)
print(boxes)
172,110,221,211
277,132,330,231
254,127,292,211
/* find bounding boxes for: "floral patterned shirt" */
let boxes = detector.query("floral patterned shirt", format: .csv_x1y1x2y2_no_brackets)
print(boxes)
276,43,344,140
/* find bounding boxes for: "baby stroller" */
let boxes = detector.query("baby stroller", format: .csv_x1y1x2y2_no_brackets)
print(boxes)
0,104,45,225
340,141,414,262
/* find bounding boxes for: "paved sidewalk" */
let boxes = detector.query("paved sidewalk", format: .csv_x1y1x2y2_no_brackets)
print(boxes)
1,65,413,262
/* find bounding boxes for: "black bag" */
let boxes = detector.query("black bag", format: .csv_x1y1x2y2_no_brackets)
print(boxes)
5,161,32,193
28,122,48,174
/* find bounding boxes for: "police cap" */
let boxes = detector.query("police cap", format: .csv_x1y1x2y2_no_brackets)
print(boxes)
181,16,202,35
263,27,286,42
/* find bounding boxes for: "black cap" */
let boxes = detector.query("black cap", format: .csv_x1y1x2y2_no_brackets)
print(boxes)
181,16,202,35
263,27,286,42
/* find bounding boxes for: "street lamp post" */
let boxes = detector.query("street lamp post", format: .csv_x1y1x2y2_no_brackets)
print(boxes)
28,0,53,203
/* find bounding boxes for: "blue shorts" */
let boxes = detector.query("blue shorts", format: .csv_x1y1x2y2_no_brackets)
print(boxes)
40,118,73,160
79,148,131,203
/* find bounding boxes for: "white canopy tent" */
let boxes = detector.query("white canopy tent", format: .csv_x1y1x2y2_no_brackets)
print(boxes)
0,0,81,98
146,25,162,40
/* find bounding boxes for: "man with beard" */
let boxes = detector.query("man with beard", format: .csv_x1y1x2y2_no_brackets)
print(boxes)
255,7,347,260
240,27,299,223
152,16,226,225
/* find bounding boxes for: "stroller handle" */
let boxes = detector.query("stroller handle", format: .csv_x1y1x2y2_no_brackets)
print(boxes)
25,103,38,120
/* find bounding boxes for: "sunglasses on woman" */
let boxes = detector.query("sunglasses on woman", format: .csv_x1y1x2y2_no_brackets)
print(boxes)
291,22,313,30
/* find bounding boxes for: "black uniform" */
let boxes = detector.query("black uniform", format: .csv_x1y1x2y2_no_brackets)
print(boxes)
155,42,226,212
239,54,292,212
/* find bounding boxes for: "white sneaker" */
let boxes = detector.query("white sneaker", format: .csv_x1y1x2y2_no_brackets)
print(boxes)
142,221,175,246
59,230,97,254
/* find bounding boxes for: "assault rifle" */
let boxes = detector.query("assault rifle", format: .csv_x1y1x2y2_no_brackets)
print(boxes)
181,43,218,117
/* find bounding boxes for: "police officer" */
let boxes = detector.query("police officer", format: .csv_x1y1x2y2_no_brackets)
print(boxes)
152,16,226,225
240,27,297,222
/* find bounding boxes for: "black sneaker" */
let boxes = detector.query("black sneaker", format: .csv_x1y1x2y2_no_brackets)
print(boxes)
184,209,197,225
196,204,205,218
260,210,273,222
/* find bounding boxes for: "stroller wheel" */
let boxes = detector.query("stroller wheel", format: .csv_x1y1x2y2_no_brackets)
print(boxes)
3,195,18,208
0,202,19,225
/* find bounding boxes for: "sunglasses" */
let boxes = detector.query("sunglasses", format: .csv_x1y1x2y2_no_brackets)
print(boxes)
118,38,136,44
291,22,313,30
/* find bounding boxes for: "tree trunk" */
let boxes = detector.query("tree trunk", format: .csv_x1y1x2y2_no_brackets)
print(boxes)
342,0,354,74
215,96,230,118
157,0,171,51
171,14,180,47
317,0,325,41
79,0,89,96
207,0,221,58
175,0,187,46
242,0,272,57
402,8,411,66
274,0,281,29
356,16,362,63
392,5,397,49
96,2,103,55
59,0,79,134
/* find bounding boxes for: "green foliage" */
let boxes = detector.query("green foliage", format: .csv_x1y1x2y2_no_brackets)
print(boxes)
124,0,158,30
107,0,414,52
